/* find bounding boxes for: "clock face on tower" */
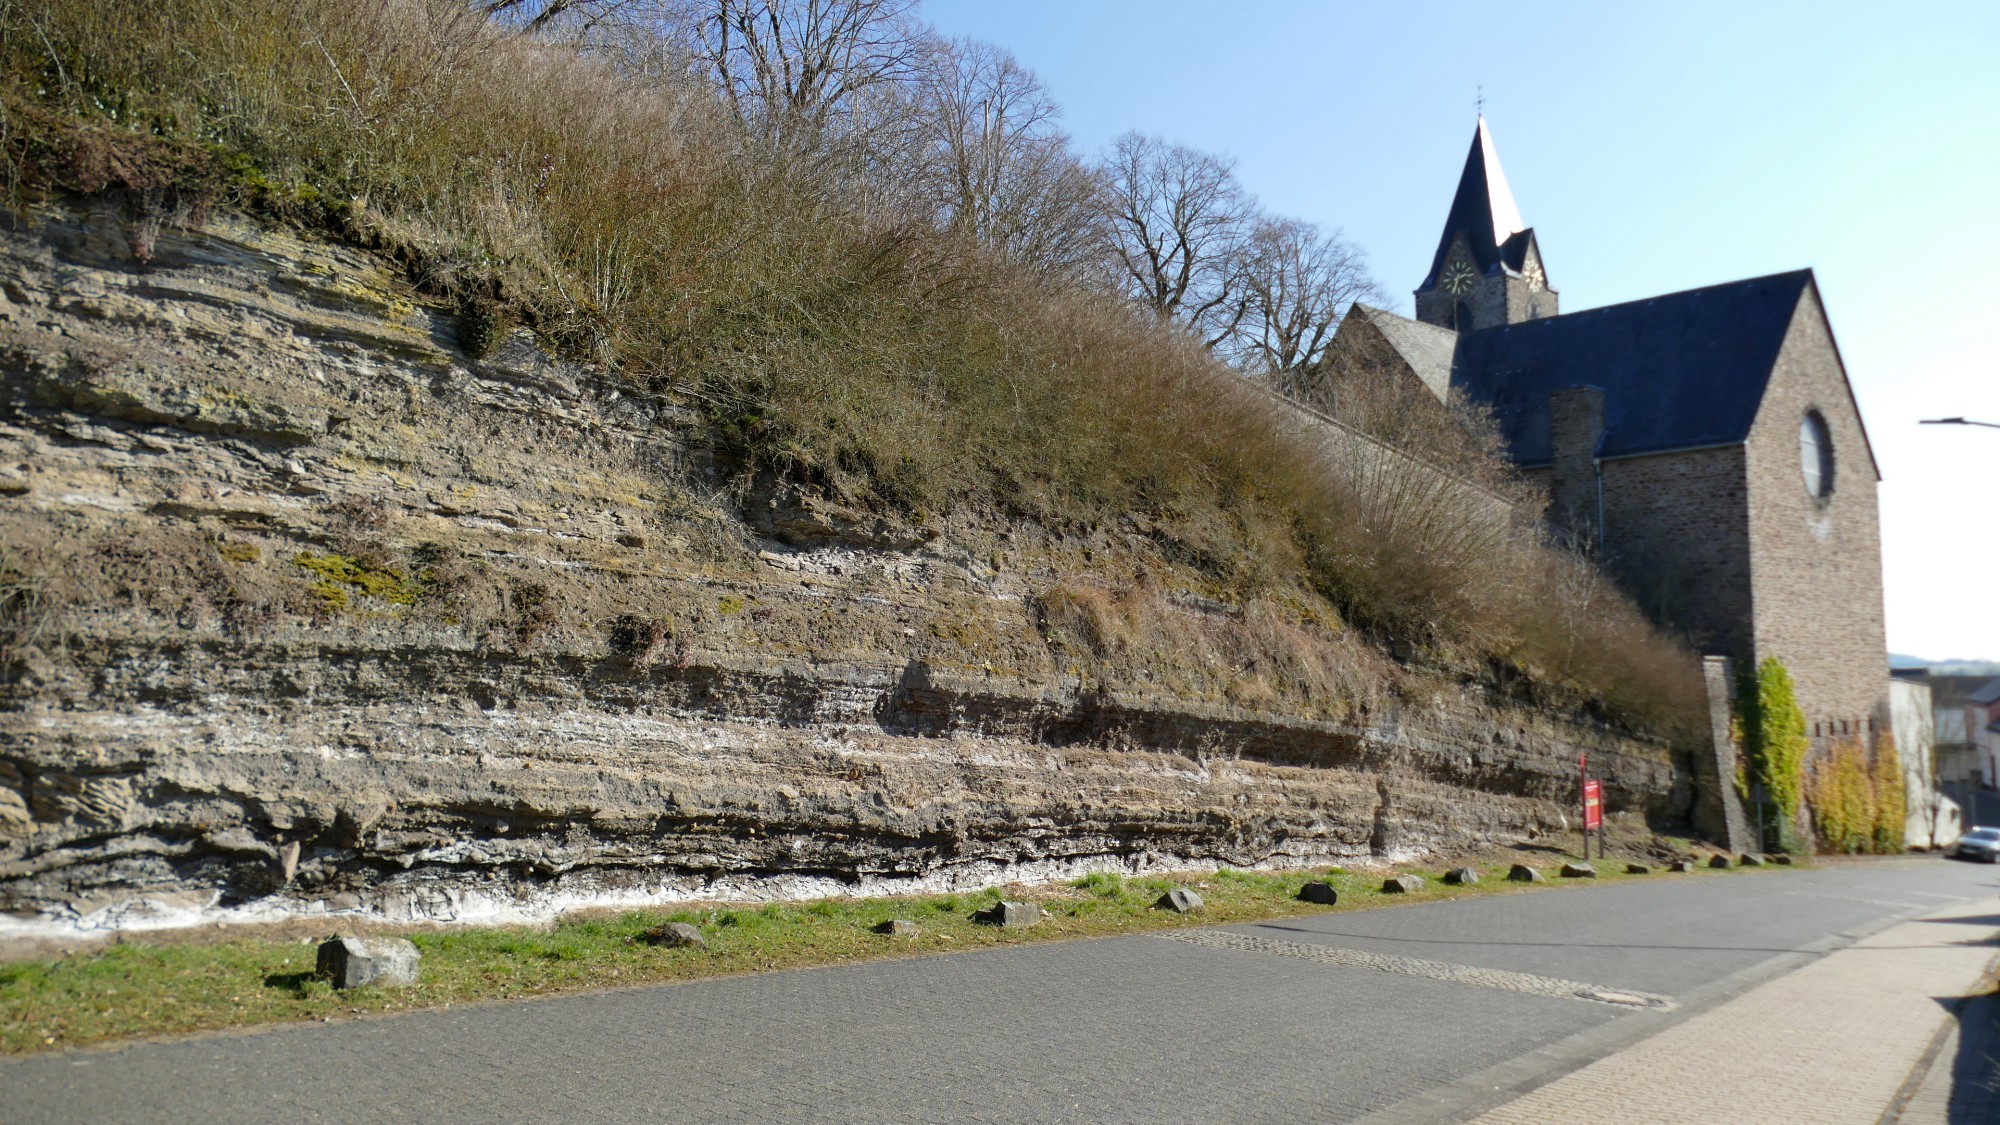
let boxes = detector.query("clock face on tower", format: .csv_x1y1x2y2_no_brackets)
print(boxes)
1440,260,1477,295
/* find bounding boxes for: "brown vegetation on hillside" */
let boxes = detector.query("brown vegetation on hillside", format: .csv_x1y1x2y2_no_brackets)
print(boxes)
0,0,1704,738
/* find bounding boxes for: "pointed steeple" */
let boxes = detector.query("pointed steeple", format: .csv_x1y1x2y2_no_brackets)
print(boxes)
1413,117,1558,331
1419,117,1528,289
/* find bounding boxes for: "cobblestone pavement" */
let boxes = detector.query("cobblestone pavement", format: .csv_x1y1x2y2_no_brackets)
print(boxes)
1894,981,2000,1123
1469,896,2000,1125
3,860,1996,1124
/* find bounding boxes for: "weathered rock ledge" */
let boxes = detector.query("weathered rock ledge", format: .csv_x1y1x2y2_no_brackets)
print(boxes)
0,203,1687,934
3,638,1675,931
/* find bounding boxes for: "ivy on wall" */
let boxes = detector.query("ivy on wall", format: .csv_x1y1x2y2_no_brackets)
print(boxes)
1872,736,1908,852
1738,656,1906,855
1737,658,1809,852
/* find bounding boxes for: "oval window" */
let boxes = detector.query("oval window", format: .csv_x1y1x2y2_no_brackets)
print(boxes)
1800,411,1833,498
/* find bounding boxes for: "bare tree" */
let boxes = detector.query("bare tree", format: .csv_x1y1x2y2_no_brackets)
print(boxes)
1102,132,1254,347
680,0,919,146
901,37,1105,275
478,0,657,34
1232,216,1381,378
473,4,1368,326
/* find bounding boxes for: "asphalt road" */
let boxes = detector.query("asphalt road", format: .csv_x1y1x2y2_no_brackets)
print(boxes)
4,859,1995,1124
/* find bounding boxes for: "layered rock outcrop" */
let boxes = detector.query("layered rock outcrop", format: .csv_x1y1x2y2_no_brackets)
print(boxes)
0,204,1683,932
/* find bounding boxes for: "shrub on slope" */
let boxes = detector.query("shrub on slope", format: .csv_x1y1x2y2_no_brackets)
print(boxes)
0,0,1704,740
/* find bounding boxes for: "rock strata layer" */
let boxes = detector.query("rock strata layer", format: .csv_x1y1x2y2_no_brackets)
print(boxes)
0,204,1686,934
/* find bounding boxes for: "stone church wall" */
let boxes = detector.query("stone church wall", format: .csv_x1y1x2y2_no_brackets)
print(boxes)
1743,290,1890,738
1520,288,1886,748
1598,445,1754,657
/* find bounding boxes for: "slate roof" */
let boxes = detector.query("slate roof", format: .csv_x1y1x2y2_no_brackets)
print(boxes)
1350,303,1458,400
1448,271,1814,466
1971,679,2000,706
1498,229,1538,273
1419,118,1529,289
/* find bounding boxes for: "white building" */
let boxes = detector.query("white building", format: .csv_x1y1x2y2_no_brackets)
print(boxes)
1891,679,1958,848
1971,680,2000,793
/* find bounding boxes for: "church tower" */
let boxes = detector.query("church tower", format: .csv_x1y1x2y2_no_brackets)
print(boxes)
1414,118,1559,332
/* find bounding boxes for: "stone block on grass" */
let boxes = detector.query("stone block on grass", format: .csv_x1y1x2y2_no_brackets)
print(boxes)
1156,888,1204,913
1709,855,1732,869
1738,853,1766,867
1560,862,1597,879
1506,864,1545,883
1443,867,1479,886
1771,854,1794,866
874,919,920,937
316,936,421,990
1626,864,1652,875
639,921,705,948
977,900,1040,928
1382,874,1424,894
1297,881,1339,906
1669,859,1696,872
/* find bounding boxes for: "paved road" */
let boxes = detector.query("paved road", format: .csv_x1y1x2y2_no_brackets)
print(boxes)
1469,897,2000,1124
4,860,1996,1124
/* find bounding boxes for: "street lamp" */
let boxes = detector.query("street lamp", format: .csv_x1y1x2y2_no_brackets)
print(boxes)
1920,417,2000,429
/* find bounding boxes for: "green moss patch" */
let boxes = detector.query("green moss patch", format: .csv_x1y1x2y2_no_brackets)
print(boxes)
291,552,416,611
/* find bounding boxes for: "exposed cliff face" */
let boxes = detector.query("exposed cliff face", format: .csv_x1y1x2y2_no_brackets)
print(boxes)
0,203,1684,933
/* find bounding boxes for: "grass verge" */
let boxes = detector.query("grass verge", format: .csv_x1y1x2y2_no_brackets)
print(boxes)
0,857,1785,1056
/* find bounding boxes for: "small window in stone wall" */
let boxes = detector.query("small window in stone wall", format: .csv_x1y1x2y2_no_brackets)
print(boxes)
1800,410,1834,498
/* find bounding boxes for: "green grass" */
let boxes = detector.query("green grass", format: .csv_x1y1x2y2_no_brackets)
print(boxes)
0,857,1784,1055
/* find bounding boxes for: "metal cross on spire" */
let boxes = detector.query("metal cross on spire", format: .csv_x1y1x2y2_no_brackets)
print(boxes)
1476,85,1485,116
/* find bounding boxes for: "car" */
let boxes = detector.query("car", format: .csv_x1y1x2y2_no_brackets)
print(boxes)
1954,827,2000,862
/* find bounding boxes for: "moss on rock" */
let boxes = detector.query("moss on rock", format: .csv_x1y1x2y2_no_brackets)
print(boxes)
292,552,416,610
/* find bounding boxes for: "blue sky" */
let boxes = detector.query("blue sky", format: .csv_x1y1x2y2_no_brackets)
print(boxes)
924,0,2000,660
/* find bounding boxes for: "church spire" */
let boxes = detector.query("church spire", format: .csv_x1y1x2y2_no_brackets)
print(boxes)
1414,117,1558,331
1420,117,1526,289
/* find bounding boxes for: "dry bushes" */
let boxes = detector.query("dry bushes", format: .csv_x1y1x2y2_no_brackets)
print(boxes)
0,527,306,667
0,0,1705,738
0,542,70,678
1251,368,1702,737
1289,316,1529,503
1033,575,1387,719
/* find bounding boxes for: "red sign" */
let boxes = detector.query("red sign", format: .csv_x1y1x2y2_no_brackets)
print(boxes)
1582,780,1603,830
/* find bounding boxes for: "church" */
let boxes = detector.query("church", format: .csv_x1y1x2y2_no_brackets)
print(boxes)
1330,118,1890,746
